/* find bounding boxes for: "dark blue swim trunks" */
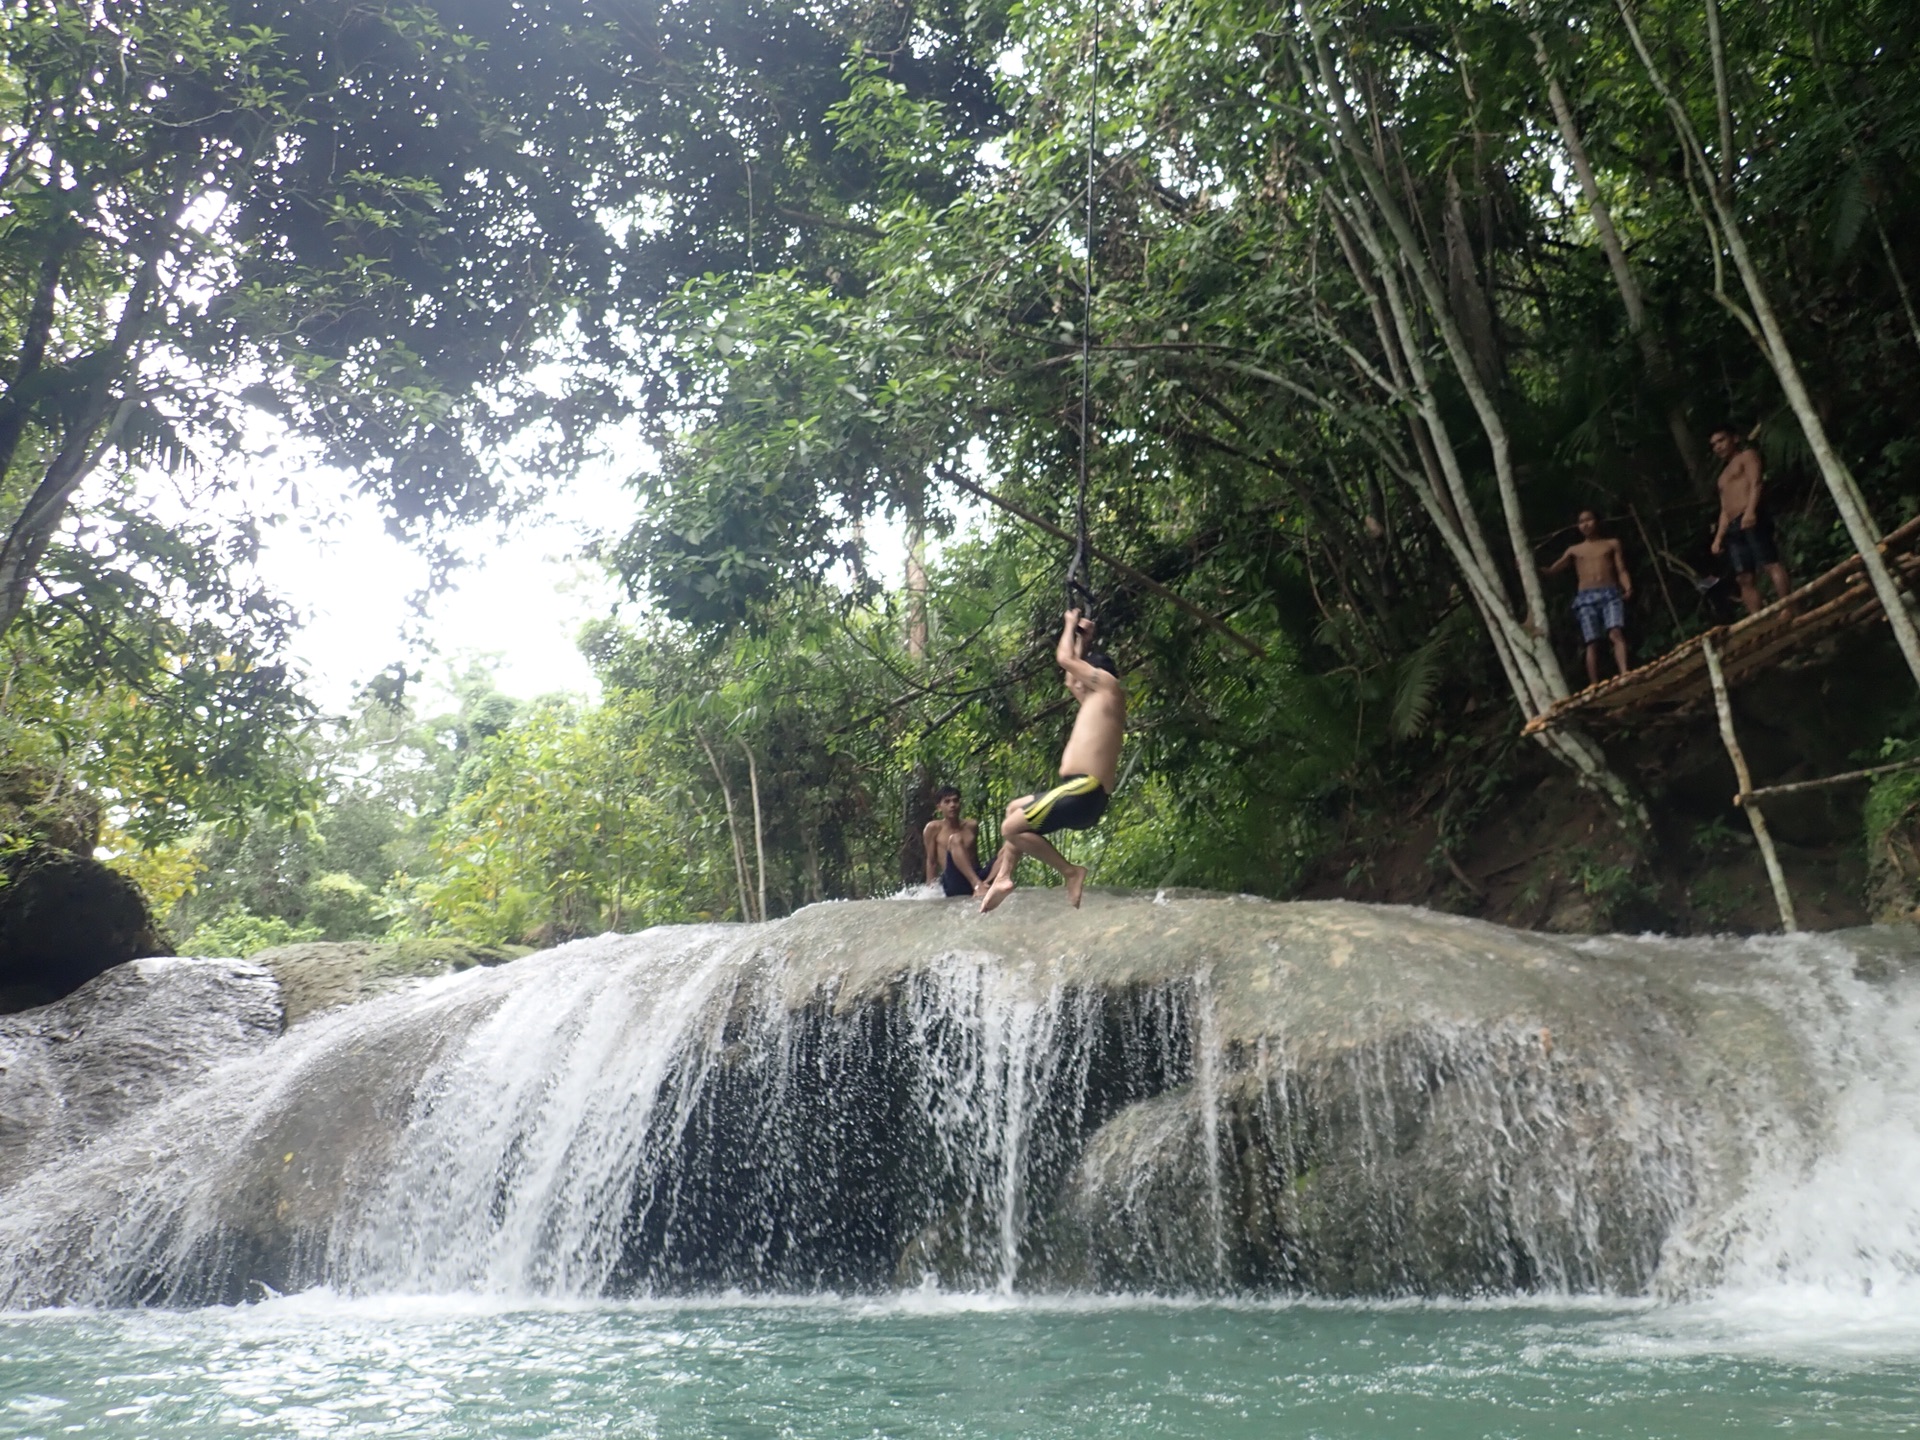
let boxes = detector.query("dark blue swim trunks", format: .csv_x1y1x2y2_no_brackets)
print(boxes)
1723,513,1779,575
940,850,980,897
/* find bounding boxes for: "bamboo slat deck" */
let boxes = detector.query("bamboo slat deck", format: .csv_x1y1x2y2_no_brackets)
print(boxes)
1522,514,1920,737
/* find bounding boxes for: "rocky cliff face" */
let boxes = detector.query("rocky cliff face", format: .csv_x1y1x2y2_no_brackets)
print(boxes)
0,895,1906,1307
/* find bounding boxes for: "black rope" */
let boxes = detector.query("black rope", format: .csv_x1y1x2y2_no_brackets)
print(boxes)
1066,0,1099,620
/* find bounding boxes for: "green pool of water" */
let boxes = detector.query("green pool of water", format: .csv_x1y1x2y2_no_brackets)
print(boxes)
4,1292,1918,1438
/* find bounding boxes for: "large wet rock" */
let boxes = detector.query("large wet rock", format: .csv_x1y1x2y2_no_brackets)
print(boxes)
0,896,1894,1306
0,847,172,1012
0,957,282,1189
250,938,531,1024
747,896,1795,1296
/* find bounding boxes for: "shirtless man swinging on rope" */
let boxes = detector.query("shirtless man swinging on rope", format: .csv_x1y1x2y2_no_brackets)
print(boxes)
979,609,1126,913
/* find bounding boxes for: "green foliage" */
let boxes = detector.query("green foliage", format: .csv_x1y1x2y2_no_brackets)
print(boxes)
163,660,527,942
1864,743,1920,857
411,694,708,943
302,872,384,941
184,903,323,959
54,0,1920,941
0,481,316,849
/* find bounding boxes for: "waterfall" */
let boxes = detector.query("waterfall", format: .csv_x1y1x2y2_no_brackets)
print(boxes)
1,896,1917,1309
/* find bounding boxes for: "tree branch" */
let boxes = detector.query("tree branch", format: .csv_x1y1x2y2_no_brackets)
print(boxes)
933,464,1269,659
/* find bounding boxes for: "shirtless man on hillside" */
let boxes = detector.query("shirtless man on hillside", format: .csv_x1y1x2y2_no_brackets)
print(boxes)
1544,509,1634,686
922,785,984,898
979,609,1125,913
1710,425,1792,614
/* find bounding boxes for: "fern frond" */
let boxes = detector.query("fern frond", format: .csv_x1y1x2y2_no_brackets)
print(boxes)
1389,634,1445,740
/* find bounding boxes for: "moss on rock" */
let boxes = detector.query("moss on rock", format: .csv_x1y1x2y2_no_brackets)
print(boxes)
248,939,532,1024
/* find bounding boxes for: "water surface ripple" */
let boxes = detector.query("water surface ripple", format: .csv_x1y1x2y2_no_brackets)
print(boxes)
5,1292,1919,1439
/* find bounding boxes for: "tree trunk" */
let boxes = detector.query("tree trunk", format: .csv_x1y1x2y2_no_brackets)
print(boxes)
1530,29,1698,477
1301,13,1553,641
696,730,753,921
900,762,934,889
741,740,767,923
0,234,162,642
0,396,138,638
906,506,929,659
1293,12,1645,828
1616,0,1920,695
0,231,75,486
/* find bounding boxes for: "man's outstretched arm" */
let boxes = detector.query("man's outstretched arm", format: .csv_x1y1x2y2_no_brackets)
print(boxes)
1056,608,1107,686
922,820,943,883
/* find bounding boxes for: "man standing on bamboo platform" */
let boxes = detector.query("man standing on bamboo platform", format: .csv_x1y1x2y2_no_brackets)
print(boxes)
1544,509,1634,687
979,609,1125,913
1710,426,1793,615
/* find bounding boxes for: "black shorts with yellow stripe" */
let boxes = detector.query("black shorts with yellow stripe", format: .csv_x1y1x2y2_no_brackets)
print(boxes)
1020,774,1110,836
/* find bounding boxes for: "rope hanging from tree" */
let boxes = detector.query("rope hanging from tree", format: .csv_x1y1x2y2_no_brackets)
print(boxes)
1065,0,1100,619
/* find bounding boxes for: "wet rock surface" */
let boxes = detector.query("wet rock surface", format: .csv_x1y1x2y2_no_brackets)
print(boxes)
251,939,531,1024
0,897,1905,1307
0,958,282,1190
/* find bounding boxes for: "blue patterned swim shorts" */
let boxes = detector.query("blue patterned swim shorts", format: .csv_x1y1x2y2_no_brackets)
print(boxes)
1572,585,1626,643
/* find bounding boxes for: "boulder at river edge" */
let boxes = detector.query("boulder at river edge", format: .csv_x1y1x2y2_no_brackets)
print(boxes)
0,846,173,1013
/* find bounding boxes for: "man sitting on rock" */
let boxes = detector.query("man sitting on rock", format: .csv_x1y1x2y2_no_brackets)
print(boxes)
1544,508,1634,687
923,785,984,897
979,609,1126,913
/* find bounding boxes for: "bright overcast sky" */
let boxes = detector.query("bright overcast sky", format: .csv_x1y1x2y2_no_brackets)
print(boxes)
97,409,995,718
259,474,618,718
126,429,944,717
253,459,631,714
114,430,633,716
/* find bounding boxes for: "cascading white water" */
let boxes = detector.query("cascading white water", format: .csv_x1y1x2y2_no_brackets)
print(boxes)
1633,930,1920,1299
2,896,1918,1311
337,928,743,1295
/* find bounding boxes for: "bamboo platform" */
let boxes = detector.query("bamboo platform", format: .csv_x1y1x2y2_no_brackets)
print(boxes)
1523,514,1920,737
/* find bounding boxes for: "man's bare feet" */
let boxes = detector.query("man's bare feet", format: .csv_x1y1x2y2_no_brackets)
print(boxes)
1064,865,1087,908
979,873,1016,913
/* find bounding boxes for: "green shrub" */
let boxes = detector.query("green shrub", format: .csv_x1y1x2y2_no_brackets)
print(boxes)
183,904,323,959
302,871,386,940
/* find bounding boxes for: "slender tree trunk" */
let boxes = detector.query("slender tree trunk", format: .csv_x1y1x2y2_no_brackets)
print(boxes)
741,740,766,923
696,729,753,921
0,396,138,637
906,503,929,660
1301,9,1553,639
1704,0,1736,192
1531,29,1698,475
0,232,162,641
1617,0,1920,695
1874,215,1920,357
900,762,934,889
1292,14,1646,827
801,816,824,903
0,231,74,484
